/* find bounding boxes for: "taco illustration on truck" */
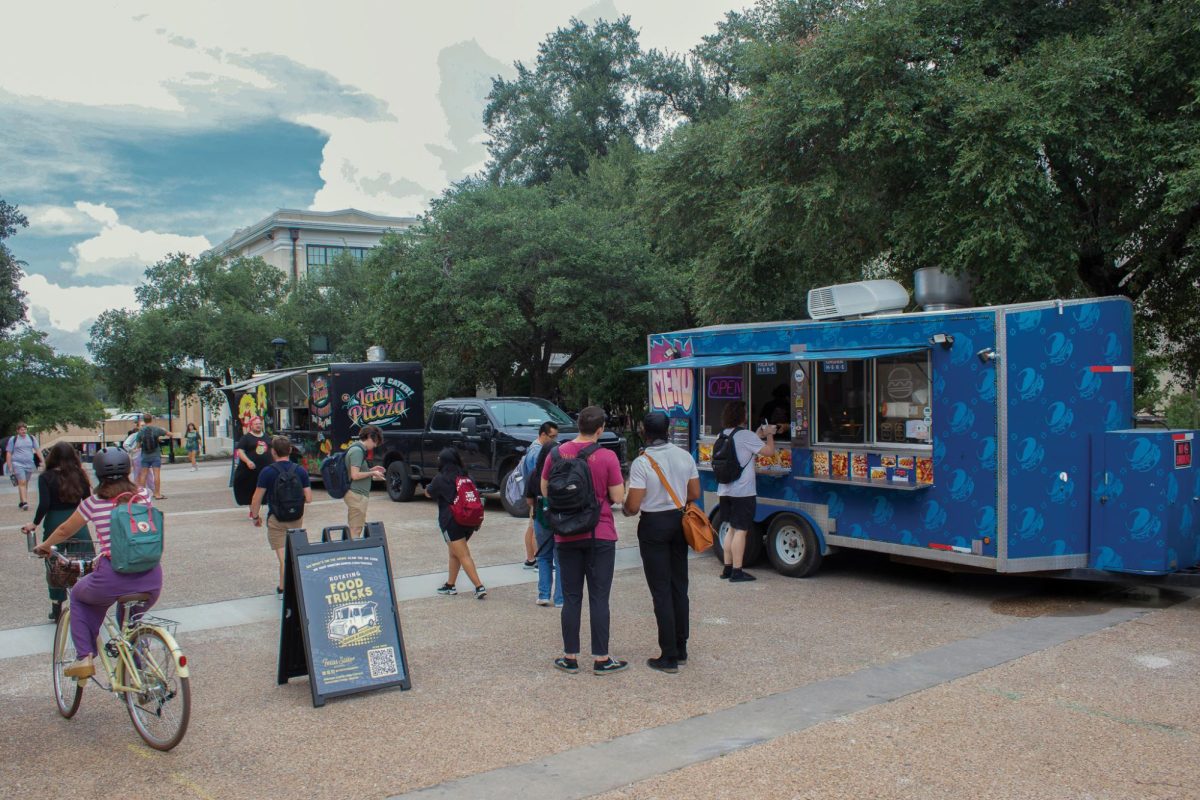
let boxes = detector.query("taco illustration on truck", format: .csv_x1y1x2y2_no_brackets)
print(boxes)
326,601,379,642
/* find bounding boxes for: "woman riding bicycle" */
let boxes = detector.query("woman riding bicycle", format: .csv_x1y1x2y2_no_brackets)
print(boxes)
35,447,163,680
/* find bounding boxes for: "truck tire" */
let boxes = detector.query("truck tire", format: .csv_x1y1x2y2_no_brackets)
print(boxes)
765,514,823,577
708,505,764,567
386,461,415,502
498,466,527,518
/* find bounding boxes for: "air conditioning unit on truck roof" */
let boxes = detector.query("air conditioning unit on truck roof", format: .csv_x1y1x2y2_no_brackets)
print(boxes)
807,279,909,320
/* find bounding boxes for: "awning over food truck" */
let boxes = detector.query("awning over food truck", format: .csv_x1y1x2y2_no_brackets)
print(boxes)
628,345,928,371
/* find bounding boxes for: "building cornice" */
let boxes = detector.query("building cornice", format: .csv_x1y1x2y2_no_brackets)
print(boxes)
209,208,419,256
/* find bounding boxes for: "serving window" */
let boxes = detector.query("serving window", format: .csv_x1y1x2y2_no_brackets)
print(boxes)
810,353,932,449
750,362,791,441
702,366,744,436
875,356,932,445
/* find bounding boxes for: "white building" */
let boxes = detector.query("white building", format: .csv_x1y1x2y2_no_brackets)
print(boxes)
209,208,418,283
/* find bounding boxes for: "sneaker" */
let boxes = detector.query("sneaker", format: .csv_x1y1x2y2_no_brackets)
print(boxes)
719,565,732,579
554,601,564,608
523,560,537,570
729,569,757,582
19,502,29,511
48,602,61,622
554,657,579,674
593,657,629,675
474,585,488,600
63,656,94,680
646,657,679,674
536,598,551,606
436,583,457,596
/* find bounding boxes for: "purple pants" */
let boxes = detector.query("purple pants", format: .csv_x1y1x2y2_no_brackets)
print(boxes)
69,557,163,657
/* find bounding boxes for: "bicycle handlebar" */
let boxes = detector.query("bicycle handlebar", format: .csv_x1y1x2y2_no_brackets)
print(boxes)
40,545,95,571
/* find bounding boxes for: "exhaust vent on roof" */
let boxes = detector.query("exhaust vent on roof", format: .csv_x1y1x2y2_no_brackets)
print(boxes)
807,280,909,320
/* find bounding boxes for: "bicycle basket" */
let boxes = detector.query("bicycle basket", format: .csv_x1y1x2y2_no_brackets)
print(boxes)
44,541,96,590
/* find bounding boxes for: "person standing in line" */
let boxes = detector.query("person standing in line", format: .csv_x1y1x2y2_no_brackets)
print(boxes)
136,413,169,500
249,436,312,594
233,416,271,506
344,425,385,538
424,448,487,599
622,412,700,673
20,442,94,621
184,423,201,471
6,422,41,510
541,405,627,675
716,400,774,582
524,422,562,607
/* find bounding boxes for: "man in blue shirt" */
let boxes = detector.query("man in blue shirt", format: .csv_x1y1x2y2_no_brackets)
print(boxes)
249,437,312,594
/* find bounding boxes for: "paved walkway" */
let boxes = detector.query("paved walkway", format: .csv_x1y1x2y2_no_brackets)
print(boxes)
393,606,1152,800
0,547,648,660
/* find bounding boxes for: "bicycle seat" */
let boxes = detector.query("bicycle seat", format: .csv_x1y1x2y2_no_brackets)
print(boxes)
117,592,151,604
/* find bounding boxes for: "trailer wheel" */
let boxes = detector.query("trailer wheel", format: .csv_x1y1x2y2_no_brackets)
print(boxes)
708,506,764,567
766,514,823,577
386,461,415,502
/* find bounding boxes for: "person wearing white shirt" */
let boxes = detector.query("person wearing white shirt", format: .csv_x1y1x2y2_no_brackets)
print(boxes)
623,411,700,673
716,400,774,582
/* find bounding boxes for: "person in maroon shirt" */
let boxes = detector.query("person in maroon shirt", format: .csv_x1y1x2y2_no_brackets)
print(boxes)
541,406,627,675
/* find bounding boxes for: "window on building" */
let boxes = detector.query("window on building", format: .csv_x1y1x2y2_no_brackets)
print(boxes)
306,245,371,282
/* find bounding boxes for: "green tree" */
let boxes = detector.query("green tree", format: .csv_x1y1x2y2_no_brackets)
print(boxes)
374,148,685,403
0,329,103,435
0,199,29,333
89,252,301,404
484,16,717,185
642,0,1200,321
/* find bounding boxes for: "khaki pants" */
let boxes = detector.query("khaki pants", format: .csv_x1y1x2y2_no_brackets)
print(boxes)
266,515,302,551
344,491,369,533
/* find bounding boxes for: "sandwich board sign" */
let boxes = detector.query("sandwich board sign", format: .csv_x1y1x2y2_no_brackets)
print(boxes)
278,523,411,707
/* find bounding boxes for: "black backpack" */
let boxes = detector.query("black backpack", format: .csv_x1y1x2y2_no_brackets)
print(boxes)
710,428,746,484
544,443,602,536
271,462,306,522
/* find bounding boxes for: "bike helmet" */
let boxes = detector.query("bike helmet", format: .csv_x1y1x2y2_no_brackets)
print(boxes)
92,446,131,480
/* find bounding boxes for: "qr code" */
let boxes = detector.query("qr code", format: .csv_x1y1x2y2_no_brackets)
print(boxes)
367,646,399,679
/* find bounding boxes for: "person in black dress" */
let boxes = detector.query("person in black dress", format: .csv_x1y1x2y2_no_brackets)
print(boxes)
233,416,272,506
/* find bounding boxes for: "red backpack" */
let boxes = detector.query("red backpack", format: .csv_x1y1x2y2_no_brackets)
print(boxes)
450,476,485,528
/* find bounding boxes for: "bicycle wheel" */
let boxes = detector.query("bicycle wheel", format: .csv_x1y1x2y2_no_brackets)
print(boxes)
51,608,83,718
124,627,190,751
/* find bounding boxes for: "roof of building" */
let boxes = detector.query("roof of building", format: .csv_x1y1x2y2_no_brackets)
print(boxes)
209,208,419,256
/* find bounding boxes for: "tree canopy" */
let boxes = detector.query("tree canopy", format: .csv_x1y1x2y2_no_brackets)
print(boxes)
0,199,29,333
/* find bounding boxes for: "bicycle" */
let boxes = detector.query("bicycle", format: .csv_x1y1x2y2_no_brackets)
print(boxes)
44,545,192,751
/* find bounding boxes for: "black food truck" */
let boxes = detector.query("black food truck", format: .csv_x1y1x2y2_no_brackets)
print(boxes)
221,361,425,481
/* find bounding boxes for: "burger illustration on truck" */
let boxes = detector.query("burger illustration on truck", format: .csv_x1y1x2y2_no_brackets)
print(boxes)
326,601,379,642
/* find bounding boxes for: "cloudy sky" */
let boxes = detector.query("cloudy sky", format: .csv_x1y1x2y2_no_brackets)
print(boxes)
2,0,738,355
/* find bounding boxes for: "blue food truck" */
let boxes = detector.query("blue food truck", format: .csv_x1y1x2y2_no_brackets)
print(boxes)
633,274,1200,584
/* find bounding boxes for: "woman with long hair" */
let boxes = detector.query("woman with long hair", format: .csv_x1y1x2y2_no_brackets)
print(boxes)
35,447,163,679
20,443,94,621
184,422,200,471
423,448,487,599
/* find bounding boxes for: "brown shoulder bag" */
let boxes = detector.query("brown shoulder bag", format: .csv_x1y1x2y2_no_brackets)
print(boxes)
644,454,714,553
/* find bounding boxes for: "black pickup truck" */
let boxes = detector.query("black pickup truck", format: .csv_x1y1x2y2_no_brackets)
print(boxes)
380,397,628,516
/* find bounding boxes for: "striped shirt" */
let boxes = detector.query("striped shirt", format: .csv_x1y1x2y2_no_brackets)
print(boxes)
77,489,151,557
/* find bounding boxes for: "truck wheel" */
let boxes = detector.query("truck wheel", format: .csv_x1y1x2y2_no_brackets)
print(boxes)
498,467,527,517
766,514,823,577
386,462,415,502
708,506,764,567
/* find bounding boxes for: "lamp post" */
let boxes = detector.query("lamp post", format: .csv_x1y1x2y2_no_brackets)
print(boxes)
272,337,288,370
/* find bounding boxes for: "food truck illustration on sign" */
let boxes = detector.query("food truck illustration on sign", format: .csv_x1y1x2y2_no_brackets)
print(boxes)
635,275,1200,583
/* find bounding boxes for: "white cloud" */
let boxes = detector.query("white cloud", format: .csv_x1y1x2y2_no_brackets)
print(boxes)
22,273,138,342
57,203,211,281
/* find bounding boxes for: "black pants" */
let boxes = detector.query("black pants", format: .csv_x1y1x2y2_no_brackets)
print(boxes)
637,510,689,660
558,539,616,656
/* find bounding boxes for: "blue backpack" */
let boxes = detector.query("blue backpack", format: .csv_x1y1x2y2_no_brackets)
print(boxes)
320,444,362,500
108,493,164,574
